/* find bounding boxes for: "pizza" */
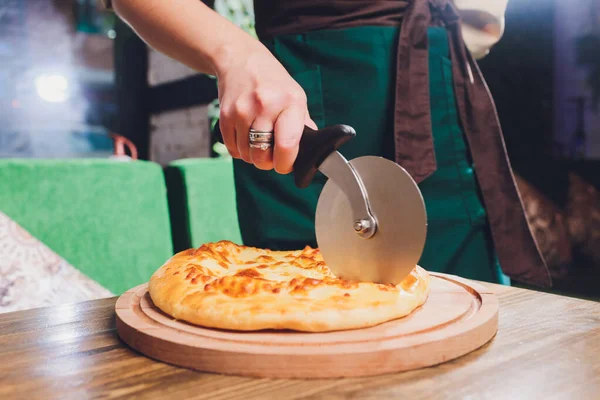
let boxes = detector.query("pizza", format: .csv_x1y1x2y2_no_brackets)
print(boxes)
148,241,430,332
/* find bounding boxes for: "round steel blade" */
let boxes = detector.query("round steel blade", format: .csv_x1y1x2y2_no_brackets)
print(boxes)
315,156,427,284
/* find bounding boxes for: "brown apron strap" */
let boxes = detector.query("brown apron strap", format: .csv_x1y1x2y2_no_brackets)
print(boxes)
394,0,437,183
396,0,552,287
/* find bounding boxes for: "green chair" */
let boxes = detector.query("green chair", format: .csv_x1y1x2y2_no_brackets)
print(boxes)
0,159,173,294
165,157,242,253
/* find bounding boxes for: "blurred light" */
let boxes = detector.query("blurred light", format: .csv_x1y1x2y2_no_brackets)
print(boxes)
107,29,116,39
11,99,20,108
35,74,69,103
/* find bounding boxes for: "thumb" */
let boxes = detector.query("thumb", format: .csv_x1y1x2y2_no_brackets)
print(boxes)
304,110,318,130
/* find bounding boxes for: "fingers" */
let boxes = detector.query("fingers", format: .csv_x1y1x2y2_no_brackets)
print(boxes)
219,81,310,173
249,115,274,170
304,112,318,130
218,114,239,159
233,98,254,163
273,104,306,174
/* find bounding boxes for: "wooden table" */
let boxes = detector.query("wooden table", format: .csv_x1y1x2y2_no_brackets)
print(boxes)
1,283,599,400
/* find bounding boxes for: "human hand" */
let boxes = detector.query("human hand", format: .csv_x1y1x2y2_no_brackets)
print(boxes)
216,43,317,174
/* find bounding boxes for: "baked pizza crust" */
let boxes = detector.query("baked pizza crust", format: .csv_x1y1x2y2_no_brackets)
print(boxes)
148,241,430,332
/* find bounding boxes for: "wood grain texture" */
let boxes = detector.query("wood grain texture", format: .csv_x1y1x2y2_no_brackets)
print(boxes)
1,282,599,399
115,273,498,378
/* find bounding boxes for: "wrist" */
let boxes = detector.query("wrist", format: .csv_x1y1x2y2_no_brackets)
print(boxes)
210,35,263,79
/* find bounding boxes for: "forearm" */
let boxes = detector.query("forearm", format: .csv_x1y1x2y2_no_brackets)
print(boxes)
112,0,259,77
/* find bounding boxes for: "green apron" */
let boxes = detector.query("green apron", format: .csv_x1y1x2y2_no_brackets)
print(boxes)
233,26,509,285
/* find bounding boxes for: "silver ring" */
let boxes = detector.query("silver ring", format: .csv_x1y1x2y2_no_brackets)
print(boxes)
249,129,273,142
249,128,273,151
249,142,272,151
249,128,273,134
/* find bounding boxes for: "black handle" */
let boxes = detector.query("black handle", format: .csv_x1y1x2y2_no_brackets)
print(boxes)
211,121,356,188
293,124,355,188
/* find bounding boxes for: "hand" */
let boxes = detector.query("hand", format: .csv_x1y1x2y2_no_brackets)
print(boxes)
216,43,317,174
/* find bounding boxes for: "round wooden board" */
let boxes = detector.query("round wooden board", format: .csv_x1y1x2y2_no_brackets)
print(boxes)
115,273,498,379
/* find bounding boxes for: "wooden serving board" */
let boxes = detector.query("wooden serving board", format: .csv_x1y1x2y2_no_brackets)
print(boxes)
115,273,498,379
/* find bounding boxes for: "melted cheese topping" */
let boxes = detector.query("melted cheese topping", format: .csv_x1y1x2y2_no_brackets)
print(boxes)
149,241,429,332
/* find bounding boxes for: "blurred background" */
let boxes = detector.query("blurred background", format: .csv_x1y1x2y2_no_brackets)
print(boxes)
1,0,599,303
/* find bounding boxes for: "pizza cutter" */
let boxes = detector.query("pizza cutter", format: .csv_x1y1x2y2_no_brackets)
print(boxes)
293,125,427,284
213,123,427,284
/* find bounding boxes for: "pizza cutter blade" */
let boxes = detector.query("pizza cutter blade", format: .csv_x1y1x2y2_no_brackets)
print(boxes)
293,125,427,284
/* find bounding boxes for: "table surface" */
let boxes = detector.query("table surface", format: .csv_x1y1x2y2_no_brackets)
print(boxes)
1,282,599,400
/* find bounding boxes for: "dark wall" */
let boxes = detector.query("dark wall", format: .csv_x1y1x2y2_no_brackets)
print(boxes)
478,0,555,164
113,18,149,159
112,2,218,160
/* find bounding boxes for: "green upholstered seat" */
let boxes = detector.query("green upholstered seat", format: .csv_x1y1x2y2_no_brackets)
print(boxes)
165,157,242,253
0,159,173,294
